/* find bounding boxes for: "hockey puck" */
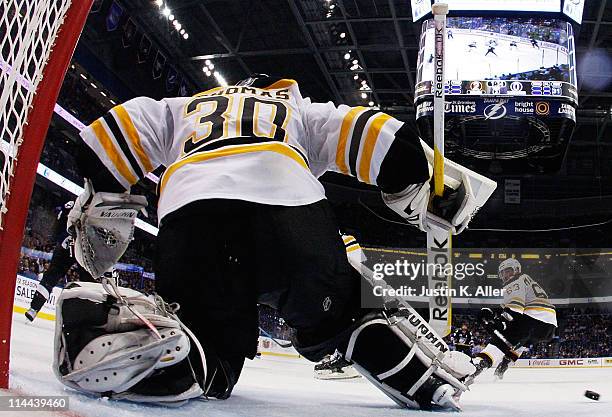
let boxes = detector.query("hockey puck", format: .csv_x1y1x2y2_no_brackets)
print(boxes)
584,390,600,401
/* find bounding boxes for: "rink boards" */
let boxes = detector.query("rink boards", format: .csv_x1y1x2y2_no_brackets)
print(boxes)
12,274,60,321
513,357,612,369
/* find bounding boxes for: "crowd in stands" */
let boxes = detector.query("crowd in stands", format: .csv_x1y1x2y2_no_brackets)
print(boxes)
17,233,153,291
259,305,293,341
446,16,568,45
361,246,611,300
494,64,570,82
557,308,612,358
57,68,112,126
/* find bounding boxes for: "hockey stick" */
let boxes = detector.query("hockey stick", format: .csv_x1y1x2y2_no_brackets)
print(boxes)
427,2,452,338
259,326,293,348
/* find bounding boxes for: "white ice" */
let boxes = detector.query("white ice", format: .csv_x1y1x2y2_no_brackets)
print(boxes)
420,29,570,81
6,312,612,417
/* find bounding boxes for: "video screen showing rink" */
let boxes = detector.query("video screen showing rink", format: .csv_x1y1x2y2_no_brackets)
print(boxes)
412,14,579,171
417,16,575,84
6,310,611,417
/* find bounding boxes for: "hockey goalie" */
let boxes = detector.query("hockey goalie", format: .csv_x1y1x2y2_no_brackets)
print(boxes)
57,75,496,410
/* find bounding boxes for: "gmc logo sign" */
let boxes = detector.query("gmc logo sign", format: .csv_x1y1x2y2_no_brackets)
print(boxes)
560,359,584,366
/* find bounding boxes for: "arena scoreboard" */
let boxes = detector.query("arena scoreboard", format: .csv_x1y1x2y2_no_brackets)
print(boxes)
411,0,585,24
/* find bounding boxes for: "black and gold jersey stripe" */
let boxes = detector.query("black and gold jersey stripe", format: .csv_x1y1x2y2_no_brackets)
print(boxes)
103,113,145,180
182,135,309,167
89,104,155,186
342,234,361,253
90,118,137,185
526,301,556,310
348,109,378,177
336,107,396,185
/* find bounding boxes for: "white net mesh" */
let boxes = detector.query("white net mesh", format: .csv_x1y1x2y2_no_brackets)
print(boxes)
0,0,72,230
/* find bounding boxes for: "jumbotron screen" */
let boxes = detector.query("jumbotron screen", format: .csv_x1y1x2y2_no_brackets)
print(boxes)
415,16,578,102
443,0,560,12
411,1,585,23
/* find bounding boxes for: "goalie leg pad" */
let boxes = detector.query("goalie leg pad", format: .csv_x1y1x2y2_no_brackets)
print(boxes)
64,329,190,393
342,309,473,410
54,281,204,404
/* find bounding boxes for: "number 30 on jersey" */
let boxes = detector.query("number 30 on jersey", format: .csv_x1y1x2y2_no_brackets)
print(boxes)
182,95,292,156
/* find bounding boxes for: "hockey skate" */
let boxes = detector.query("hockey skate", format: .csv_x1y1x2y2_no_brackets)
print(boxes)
464,355,492,387
494,357,511,380
24,307,39,322
432,384,462,411
25,290,49,322
314,351,360,380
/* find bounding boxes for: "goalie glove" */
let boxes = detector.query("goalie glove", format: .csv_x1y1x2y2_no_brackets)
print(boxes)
382,139,497,234
67,180,147,278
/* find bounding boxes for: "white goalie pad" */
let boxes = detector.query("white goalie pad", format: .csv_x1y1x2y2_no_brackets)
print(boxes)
344,308,474,410
64,330,188,393
69,181,147,277
54,281,205,405
385,308,475,382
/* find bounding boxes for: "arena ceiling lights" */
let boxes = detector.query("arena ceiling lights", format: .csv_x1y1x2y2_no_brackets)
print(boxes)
155,0,188,40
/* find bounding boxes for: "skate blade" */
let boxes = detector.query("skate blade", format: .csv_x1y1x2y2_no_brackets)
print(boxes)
24,311,37,323
314,370,361,380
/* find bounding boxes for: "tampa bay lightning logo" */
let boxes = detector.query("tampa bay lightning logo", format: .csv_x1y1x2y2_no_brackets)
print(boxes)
483,102,507,120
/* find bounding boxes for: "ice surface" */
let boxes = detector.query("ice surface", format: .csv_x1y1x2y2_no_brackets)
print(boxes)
8,313,612,417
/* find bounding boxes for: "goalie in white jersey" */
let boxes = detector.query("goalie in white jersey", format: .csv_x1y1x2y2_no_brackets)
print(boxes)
467,258,557,384
60,75,496,409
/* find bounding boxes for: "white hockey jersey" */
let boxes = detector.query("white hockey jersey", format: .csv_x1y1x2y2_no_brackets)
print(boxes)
503,274,557,326
79,80,404,223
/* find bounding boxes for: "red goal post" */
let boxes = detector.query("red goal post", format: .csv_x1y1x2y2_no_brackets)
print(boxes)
0,0,93,388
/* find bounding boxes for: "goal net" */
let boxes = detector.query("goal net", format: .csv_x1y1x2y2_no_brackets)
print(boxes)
0,0,93,387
